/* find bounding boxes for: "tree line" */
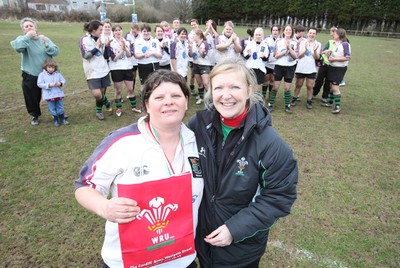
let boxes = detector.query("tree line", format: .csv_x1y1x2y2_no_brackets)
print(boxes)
2,0,398,32
191,0,400,32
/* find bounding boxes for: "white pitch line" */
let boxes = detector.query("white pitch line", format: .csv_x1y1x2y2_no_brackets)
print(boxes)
268,240,348,268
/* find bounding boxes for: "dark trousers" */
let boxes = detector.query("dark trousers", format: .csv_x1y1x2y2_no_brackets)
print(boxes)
199,258,260,268
22,72,42,118
312,65,330,99
103,260,197,268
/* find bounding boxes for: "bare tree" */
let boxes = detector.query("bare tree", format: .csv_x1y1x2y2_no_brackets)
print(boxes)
167,0,192,22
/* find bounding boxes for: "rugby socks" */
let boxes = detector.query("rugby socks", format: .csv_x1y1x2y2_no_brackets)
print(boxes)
334,94,341,106
190,84,195,95
269,89,278,106
115,99,122,109
267,84,273,100
329,92,335,104
198,87,205,100
96,100,103,113
102,94,111,108
284,91,291,107
262,84,268,98
128,96,137,108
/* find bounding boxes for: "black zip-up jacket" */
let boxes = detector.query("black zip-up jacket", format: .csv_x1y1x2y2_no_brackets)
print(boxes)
188,103,298,268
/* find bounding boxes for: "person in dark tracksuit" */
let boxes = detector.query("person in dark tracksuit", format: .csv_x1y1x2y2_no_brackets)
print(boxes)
188,58,298,268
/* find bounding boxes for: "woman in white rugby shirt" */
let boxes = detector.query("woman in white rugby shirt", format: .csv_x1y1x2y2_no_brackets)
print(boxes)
170,27,189,80
291,27,321,109
189,29,212,105
188,19,200,95
134,23,162,92
101,19,113,47
262,24,281,99
108,24,141,117
268,24,298,113
79,20,113,120
204,19,218,66
215,21,242,64
243,27,269,93
326,28,351,114
154,24,171,70
125,23,141,101
75,70,204,268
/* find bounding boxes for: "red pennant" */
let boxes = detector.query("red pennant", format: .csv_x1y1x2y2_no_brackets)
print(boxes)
118,172,194,268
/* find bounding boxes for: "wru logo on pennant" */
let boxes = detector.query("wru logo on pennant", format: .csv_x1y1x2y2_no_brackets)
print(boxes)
137,196,178,235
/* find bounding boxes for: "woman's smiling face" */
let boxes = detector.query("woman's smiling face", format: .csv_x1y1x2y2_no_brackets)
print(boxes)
211,71,251,119
145,82,188,129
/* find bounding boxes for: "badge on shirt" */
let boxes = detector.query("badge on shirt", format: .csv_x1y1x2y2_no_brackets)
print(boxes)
188,157,202,178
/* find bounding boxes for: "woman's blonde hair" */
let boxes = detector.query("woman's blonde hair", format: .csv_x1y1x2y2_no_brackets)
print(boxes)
253,27,264,40
224,21,235,29
160,21,170,28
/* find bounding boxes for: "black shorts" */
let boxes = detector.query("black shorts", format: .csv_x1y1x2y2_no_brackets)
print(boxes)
295,72,317,79
192,64,211,75
252,68,266,85
328,66,347,85
266,67,274,75
138,62,160,84
132,65,138,72
87,74,111,89
110,69,134,82
274,65,296,83
159,64,171,70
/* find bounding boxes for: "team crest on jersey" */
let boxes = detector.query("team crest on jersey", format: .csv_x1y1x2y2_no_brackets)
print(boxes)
235,157,248,176
188,157,202,178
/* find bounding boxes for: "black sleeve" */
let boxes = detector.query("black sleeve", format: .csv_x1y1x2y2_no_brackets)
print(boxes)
103,45,110,60
163,46,170,55
90,48,99,55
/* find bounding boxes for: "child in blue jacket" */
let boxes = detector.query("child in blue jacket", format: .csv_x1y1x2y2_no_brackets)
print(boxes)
37,58,69,126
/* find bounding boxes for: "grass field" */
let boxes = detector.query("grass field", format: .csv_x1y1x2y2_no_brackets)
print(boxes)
0,20,399,267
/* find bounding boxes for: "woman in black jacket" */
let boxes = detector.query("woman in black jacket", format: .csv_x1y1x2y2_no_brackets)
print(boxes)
188,58,298,268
